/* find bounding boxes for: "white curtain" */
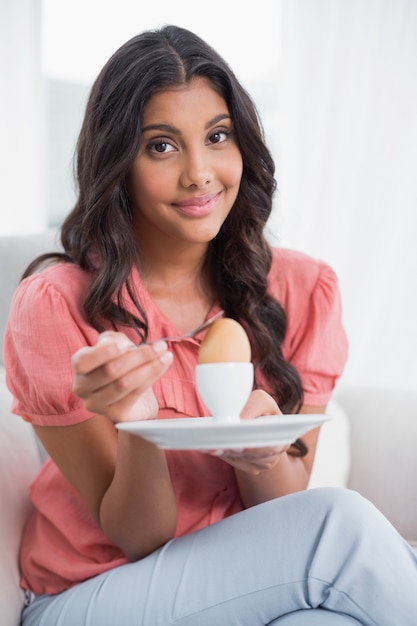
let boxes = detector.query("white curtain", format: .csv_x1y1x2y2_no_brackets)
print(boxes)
269,0,417,393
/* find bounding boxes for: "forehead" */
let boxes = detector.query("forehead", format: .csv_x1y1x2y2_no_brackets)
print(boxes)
142,77,229,126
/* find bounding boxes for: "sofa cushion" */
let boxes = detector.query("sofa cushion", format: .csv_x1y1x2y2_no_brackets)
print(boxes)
308,399,351,489
336,385,417,543
0,367,43,626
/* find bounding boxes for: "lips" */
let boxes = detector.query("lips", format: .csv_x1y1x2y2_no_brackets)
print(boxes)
173,192,221,217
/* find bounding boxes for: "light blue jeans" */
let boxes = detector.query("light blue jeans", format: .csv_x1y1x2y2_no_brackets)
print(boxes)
22,488,417,626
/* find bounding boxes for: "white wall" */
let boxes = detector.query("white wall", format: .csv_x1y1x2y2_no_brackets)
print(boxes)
0,0,46,234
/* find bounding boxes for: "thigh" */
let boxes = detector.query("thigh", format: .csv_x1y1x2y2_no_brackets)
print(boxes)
22,488,417,626
23,503,313,626
268,610,363,625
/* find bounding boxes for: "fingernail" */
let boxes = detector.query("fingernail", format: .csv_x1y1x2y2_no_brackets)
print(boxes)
153,340,168,354
116,338,133,350
159,351,173,365
212,449,224,456
97,333,131,350
98,333,112,344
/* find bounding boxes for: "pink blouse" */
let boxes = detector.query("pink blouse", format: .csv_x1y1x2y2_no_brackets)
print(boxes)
3,247,348,595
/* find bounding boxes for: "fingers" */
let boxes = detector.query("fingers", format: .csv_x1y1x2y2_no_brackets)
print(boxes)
240,389,282,420
204,390,286,473
72,332,135,375
208,444,290,474
72,332,173,417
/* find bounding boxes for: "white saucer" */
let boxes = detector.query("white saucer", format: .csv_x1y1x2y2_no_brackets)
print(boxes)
116,414,330,450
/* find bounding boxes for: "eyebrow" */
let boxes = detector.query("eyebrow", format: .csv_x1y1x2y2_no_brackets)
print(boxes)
141,113,231,134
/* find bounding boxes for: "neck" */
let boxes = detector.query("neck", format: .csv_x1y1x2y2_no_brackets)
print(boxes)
138,241,208,287
135,237,214,331
132,215,219,333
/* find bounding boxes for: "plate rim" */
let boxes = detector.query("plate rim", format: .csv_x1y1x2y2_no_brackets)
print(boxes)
115,414,331,449
116,413,330,432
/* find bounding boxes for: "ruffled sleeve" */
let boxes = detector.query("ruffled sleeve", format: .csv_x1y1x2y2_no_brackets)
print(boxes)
3,265,99,426
269,248,349,407
285,258,348,406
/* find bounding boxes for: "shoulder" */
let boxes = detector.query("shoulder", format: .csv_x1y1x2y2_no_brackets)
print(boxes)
268,245,347,355
17,261,93,301
269,246,331,279
6,261,97,354
9,262,93,323
268,247,339,306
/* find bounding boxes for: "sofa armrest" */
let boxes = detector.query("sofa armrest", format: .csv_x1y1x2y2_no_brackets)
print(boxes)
335,385,417,542
0,368,44,626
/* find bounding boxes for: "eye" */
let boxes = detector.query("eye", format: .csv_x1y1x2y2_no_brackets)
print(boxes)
146,140,176,154
208,129,230,145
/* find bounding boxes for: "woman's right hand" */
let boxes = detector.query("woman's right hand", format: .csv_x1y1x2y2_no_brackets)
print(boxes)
71,331,173,423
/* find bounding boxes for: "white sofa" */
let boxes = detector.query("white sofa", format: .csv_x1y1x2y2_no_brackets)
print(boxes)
1,232,416,626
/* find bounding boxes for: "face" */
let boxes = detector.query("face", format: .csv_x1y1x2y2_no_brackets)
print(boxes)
128,77,243,250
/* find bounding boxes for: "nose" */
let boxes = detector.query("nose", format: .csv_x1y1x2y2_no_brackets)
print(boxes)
179,147,212,188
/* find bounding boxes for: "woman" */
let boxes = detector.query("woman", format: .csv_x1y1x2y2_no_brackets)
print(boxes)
4,24,417,625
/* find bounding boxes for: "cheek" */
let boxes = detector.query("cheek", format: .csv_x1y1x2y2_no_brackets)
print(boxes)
129,165,172,205
223,149,243,188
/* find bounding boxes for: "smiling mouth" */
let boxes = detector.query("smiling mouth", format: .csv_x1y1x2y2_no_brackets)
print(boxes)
173,192,222,217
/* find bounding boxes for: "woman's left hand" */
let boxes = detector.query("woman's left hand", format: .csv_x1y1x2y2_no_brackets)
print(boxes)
207,389,290,475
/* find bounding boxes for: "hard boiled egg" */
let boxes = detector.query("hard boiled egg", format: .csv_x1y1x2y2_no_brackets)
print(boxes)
198,317,251,364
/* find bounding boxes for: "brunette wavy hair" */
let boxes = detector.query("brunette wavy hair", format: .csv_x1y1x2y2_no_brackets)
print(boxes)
25,25,304,417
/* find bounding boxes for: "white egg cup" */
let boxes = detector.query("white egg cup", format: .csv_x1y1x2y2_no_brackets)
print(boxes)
196,362,254,422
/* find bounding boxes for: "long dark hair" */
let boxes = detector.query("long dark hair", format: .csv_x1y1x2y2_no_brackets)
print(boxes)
24,25,303,414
